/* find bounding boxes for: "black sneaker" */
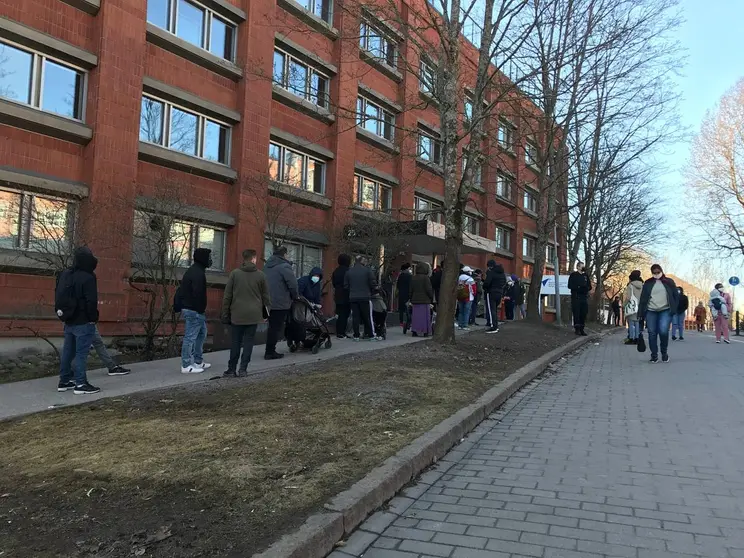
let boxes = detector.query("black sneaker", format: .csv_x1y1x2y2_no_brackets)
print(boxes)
223,370,237,377
57,380,75,392
73,383,101,395
672,336,677,341
486,327,500,334
649,356,659,364
724,339,731,344
264,352,284,360
662,354,670,363
336,334,347,339
108,366,130,376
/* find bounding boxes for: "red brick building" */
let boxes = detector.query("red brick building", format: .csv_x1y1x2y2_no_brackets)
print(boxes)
0,0,564,336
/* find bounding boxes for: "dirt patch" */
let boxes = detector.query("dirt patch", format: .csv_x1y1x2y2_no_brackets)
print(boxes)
0,323,576,558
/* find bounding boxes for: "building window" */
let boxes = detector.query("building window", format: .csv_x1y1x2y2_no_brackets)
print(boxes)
462,155,481,187
546,243,556,264
419,58,435,94
496,173,513,201
139,95,231,164
464,98,473,125
497,119,515,151
295,0,332,22
132,210,226,271
418,128,442,165
522,236,536,259
359,21,397,67
523,189,537,213
268,142,325,194
353,175,392,212
0,189,75,253
264,239,322,277
414,196,443,223
273,48,330,109
0,41,85,120
463,215,479,236
525,139,539,168
146,0,237,61
495,226,510,251
356,96,395,141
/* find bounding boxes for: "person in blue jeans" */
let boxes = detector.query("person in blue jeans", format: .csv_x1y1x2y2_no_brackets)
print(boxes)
176,248,213,373
671,286,689,341
457,266,475,330
56,247,101,394
638,263,679,364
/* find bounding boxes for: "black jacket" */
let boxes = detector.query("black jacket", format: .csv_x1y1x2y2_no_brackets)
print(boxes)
431,268,442,297
332,265,349,304
678,294,689,315
397,271,412,304
179,248,211,314
59,246,99,325
568,271,592,300
483,264,507,298
344,262,377,301
638,276,679,319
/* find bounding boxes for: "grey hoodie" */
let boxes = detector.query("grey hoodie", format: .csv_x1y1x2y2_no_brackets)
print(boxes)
623,280,643,322
264,255,298,311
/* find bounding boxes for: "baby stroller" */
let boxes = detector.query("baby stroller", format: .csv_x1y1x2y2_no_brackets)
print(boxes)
286,297,334,355
371,288,388,340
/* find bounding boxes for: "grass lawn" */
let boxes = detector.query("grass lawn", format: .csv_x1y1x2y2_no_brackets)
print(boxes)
0,322,576,557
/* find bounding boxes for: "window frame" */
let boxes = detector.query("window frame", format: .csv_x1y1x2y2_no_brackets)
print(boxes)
264,238,323,277
495,172,514,201
522,188,537,213
522,236,536,259
419,58,435,94
268,141,326,195
546,243,556,264
462,153,482,187
497,118,515,152
525,139,539,169
147,0,238,62
353,174,392,212
139,94,232,165
414,195,443,224
495,226,511,251
0,39,87,122
359,20,398,67
418,127,442,165
273,47,330,109
463,214,480,236
0,187,76,253
356,95,395,141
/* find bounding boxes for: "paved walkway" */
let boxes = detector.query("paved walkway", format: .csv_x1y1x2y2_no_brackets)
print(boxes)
332,331,744,558
0,325,445,420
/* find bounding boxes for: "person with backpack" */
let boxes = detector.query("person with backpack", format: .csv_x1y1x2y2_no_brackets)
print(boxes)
709,283,732,344
176,247,213,373
220,249,272,377
457,266,476,330
55,246,101,394
638,263,679,363
483,260,507,333
671,286,689,341
623,270,643,345
568,262,592,335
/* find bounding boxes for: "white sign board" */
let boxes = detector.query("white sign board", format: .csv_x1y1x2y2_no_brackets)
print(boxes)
540,275,571,296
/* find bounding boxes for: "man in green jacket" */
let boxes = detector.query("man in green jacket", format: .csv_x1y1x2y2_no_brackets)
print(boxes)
221,249,272,377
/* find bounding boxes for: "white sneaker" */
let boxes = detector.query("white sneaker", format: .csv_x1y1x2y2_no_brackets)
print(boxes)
196,362,212,370
181,364,204,374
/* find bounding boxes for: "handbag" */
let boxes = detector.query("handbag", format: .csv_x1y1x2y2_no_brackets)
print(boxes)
636,320,646,353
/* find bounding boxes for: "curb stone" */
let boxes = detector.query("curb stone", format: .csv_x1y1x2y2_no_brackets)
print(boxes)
252,331,604,558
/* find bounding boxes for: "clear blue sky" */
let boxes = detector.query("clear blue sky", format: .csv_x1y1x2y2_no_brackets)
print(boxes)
659,0,743,278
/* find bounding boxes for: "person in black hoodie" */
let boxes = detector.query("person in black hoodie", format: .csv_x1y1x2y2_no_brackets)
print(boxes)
430,261,443,307
671,286,689,341
332,254,351,338
178,247,212,373
483,259,507,333
397,263,412,327
568,262,592,336
56,246,101,394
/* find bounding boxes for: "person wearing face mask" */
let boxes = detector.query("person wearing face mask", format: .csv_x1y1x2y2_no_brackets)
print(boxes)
568,262,592,336
638,263,679,363
298,267,324,306
709,283,732,344
176,247,213,373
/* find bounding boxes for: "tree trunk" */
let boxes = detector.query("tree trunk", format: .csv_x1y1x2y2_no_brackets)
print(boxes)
433,239,461,344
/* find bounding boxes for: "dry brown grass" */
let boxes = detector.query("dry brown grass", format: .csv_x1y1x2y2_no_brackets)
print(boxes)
0,323,575,557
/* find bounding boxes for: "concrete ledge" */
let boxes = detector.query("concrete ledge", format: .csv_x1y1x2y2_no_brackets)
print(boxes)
270,128,334,160
138,141,237,182
60,0,100,15
0,98,93,144
197,0,246,22
359,49,402,82
250,333,600,557
274,33,338,75
272,85,335,124
143,77,241,123
145,23,243,81
415,157,443,177
0,165,88,199
354,163,399,186
135,196,236,227
276,0,339,40
356,127,398,154
0,16,97,69
253,512,344,558
358,83,401,113
268,180,332,210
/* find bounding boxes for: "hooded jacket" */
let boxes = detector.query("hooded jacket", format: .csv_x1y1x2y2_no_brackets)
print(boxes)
638,275,678,319
221,262,271,325
568,271,592,300
409,263,434,304
344,262,377,301
297,267,323,305
623,279,643,322
709,289,731,319
264,254,299,311
179,248,211,314
483,260,507,298
397,268,412,305
677,289,689,315
58,246,99,325
331,264,349,304
694,303,707,322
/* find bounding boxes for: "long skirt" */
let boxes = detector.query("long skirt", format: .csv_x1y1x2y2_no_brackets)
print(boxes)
411,303,432,335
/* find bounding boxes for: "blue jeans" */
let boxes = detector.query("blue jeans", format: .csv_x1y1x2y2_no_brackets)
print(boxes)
458,301,471,328
469,295,479,324
181,309,207,368
59,323,96,386
91,326,116,369
628,320,640,340
671,313,685,338
645,310,672,358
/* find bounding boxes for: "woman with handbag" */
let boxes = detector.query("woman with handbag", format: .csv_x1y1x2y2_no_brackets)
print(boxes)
623,270,643,345
638,264,679,363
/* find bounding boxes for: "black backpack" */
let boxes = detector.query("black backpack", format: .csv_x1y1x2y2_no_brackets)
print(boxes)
54,270,78,322
712,297,723,311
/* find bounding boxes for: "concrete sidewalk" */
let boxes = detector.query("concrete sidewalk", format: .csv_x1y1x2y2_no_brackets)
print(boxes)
0,325,467,421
